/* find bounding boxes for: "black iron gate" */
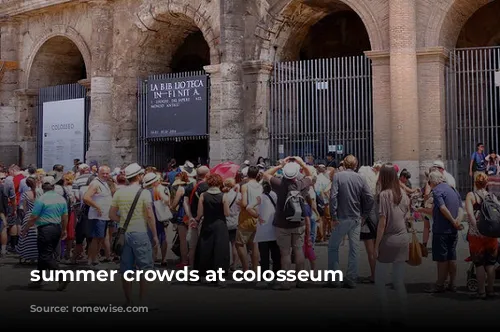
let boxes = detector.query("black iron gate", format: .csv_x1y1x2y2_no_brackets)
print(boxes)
446,46,500,195
137,71,209,171
36,83,90,168
269,56,374,166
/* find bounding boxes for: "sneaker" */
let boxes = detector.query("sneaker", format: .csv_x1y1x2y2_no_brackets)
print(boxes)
57,280,70,291
343,280,356,289
324,281,341,288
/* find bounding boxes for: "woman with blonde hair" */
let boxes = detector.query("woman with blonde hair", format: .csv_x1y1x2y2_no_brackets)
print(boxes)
465,172,498,299
223,177,241,270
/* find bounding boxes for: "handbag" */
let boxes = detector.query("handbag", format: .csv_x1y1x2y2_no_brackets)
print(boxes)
407,220,422,266
112,188,144,256
152,187,173,224
226,192,239,230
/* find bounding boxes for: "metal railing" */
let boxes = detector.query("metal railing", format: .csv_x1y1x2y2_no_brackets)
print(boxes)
269,56,373,166
446,46,500,196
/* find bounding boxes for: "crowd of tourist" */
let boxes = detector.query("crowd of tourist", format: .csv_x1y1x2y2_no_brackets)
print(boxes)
0,152,499,324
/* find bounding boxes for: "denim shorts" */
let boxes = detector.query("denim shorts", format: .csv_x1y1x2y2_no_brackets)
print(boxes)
432,233,458,262
90,219,108,238
120,232,154,274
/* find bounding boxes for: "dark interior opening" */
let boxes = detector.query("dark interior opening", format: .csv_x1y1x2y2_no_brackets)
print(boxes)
299,11,370,60
159,30,211,168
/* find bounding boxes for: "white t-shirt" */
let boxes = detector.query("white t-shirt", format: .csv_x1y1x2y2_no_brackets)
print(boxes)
254,191,277,243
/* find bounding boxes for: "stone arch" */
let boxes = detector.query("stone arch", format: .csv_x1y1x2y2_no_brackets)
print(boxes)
424,0,491,49
24,25,91,89
135,0,220,66
260,0,384,61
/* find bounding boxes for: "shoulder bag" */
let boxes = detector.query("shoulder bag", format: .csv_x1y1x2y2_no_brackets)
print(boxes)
112,188,144,256
152,187,173,225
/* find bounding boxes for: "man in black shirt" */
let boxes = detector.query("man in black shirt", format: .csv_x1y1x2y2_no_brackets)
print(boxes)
185,166,210,265
326,152,337,168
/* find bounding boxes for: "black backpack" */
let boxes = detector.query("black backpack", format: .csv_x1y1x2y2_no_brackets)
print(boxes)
477,193,500,238
315,192,325,216
284,190,305,223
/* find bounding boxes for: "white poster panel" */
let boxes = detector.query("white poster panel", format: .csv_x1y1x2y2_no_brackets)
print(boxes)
42,98,85,172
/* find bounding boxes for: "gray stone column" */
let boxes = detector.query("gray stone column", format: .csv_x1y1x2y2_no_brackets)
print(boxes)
242,60,273,163
216,0,245,164
365,51,391,163
86,0,114,165
417,47,449,174
0,21,20,146
204,64,222,166
389,0,420,183
14,88,38,166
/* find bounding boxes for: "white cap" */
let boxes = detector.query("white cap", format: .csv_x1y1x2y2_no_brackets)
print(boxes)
42,176,55,185
78,163,90,170
283,162,300,179
432,160,445,169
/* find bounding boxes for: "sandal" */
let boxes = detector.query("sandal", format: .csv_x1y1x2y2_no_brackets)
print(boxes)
424,284,446,293
470,292,486,300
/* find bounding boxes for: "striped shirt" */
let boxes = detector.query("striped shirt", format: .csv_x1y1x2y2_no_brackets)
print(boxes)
31,191,68,227
111,184,152,233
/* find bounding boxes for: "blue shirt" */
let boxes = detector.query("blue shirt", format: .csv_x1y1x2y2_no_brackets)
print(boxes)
432,183,463,234
31,191,68,227
471,151,486,171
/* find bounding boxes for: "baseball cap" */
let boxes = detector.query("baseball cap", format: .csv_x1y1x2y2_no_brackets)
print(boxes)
42,176,55,185
433,160,445,169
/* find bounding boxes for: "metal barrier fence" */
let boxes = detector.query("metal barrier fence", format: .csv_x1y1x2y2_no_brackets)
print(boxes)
137,70,208,171
269,56,373,166
446,46,500,196
36,83,89,167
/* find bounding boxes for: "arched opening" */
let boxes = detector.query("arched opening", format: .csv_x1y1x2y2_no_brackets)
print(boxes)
28,36,87,89
27,36,89,170
269,0,373,166
445,0,500,194
138,16,212,169
300,10,370,60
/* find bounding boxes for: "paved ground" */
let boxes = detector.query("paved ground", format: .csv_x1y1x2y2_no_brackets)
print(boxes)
1,221,498,327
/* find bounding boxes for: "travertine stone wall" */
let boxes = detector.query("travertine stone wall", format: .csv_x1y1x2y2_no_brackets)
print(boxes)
389,0,420,184
0,0,497,176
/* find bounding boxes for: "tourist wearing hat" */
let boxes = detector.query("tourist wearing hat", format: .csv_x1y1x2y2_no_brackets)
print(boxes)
83,165,113,266
262,156,313,290
109,162,158,306
22,175,70,291
180,161,197,180
432,160,456,189
143,172,171,266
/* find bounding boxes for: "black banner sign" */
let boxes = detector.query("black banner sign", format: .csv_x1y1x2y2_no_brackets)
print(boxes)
146,75,208,138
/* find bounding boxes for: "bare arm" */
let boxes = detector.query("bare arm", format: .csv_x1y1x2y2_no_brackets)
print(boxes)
465,192,477,228
240,185,248,209
223,193,230,217
195,194,204,222
109,206,120,222
82,182,99,209
60,213,68,239
144,202,157,236
469,159,474,175
374,215,386,254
